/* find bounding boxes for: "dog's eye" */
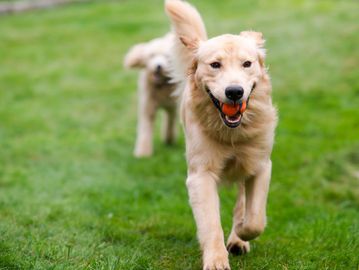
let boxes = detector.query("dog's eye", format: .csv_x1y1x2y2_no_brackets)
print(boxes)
243,61,252,68
210,62,221,69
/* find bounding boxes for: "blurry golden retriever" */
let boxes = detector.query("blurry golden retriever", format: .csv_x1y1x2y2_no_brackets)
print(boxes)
165,0,278,269
124,33,177,157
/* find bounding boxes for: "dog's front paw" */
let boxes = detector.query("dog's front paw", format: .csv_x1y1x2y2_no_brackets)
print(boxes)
134,147,152,158
226,232,250,255
235,221,265,241
203,248,230,270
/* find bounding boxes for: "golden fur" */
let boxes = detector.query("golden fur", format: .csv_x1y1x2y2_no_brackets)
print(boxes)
165,1,278,269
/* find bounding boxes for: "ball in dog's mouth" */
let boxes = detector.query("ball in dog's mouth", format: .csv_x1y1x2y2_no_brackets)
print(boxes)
220,102,246,128
206,88,248,128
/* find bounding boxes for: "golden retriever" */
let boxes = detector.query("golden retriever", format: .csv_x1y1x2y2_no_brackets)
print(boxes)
165,1,278,269
124,33,177,157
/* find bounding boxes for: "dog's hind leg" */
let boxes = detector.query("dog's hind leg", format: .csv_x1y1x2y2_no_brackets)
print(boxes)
162,108,177,145
226,180,250,255
236,160,271,241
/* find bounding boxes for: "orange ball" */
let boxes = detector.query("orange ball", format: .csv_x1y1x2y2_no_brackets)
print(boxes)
240,101,247,113
222,103,240,117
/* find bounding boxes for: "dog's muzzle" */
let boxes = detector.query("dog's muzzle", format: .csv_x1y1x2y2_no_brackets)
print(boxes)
206,83,256,128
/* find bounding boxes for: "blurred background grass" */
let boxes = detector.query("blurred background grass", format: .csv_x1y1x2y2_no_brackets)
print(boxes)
0,0,358,269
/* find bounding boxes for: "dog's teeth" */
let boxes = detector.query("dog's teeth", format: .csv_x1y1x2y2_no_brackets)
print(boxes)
225,115,241,124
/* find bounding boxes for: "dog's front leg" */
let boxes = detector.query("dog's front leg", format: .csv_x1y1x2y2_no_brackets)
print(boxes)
162,108,177,145
186,171,230,270
134,93,156,157
236,160,272,241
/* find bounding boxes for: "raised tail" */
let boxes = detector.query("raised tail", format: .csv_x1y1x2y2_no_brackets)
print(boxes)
165,0,207,81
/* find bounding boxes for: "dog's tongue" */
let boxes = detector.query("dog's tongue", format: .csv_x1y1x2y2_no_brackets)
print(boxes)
222,101,247,116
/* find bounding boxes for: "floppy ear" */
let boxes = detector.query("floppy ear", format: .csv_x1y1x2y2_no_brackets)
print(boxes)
179,36,200,51
240,31,266,66
123,43,147,69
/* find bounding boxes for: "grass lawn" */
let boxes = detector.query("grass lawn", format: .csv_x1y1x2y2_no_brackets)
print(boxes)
0,0,359,269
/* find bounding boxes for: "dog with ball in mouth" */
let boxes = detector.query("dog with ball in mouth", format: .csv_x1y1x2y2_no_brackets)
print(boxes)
165,0,278,269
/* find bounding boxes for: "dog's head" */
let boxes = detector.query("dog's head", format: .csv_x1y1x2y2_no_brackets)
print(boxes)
193,33,265,127
166,0,267,128
124,33,173,86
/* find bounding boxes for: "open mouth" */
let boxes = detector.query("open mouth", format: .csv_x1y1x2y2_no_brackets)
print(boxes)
153,72,171,85
206,88,247,128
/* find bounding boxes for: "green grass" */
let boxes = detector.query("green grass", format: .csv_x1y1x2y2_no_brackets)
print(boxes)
0,0,359,269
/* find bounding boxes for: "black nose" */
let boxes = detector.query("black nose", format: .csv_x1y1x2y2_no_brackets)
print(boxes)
156,65,162,73
225,85,244,102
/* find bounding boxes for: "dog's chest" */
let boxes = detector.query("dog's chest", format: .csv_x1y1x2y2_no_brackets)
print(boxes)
220,144,267,181
151,84,177,108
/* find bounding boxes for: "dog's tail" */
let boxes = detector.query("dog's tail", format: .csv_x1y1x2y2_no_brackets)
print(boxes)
165,0,207,85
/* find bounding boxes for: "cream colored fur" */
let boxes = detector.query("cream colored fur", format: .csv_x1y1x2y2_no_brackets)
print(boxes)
165,1,278,269
124,33,178,157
